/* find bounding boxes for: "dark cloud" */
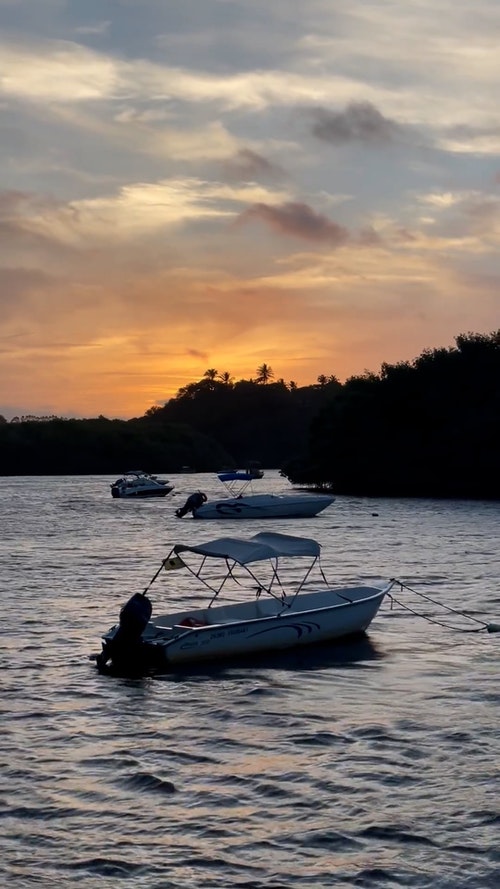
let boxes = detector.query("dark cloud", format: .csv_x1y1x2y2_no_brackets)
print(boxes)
392,227,417,243
239,201,349,244
186,348,209,361
445,123,500,142
221,148,286,182
309,101,401,145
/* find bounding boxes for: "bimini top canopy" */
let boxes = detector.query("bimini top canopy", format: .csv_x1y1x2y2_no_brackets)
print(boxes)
173,532,321,565
218,471,257,482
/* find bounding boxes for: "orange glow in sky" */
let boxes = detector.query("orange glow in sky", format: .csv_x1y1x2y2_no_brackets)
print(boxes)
1,3,499,419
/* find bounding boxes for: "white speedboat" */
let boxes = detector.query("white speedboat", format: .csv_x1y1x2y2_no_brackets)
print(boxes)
176,492,335,519
95,531,395,671
110,470,174,499
175,470,334,519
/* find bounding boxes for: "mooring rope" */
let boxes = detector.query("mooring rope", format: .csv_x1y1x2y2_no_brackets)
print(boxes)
389,580,500,633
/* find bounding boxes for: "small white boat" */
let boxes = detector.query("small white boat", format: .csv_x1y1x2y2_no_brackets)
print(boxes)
111,470,174,499
95,532,395,671
175,470,334,519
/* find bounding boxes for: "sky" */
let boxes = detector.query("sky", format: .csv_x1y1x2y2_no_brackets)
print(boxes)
1,0,499,420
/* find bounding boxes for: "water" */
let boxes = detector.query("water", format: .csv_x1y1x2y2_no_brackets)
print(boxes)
1,472,499,888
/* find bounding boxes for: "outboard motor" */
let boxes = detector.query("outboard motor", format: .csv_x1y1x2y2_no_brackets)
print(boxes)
175,491,207,518
96,592,152,670
110,478,124,498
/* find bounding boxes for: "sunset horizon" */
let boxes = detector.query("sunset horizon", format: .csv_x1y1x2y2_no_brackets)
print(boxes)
2,1,499,421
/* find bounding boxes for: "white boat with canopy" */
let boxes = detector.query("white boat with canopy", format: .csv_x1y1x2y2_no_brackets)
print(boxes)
95,531,396,671
175,470,334,519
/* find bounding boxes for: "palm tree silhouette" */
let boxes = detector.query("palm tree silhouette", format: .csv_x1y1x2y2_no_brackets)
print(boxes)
256,363,274,384
203,368,218,381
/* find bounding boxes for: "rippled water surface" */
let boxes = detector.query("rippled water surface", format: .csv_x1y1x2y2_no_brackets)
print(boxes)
1,472,499,888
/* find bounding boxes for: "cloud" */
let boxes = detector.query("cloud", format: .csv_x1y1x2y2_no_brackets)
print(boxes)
239,201,350,244
0,188,58,217
417,189,500,240
309,101,402,145
186,348,209,361
439,122,500,155
0,38,331,109
221,148,287,182
74,21,111,36
0,179,291,256
0,40,121,101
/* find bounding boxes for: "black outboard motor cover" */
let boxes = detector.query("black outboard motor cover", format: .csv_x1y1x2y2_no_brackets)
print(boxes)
175,491,207,518
97,592,152,670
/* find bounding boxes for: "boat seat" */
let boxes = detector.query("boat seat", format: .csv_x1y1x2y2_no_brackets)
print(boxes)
176,617,210,628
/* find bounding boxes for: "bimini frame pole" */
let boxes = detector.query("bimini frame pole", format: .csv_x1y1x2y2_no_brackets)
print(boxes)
278,555,320,611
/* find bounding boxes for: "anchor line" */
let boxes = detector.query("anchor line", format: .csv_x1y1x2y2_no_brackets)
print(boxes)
388,580,497,633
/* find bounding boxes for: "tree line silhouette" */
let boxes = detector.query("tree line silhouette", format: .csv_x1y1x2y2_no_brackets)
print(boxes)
0,330,498,499
281,330,500,499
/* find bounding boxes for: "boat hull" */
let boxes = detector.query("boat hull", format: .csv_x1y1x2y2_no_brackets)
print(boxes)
160,595,384,664
192,493,335,519
111,486,173,498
